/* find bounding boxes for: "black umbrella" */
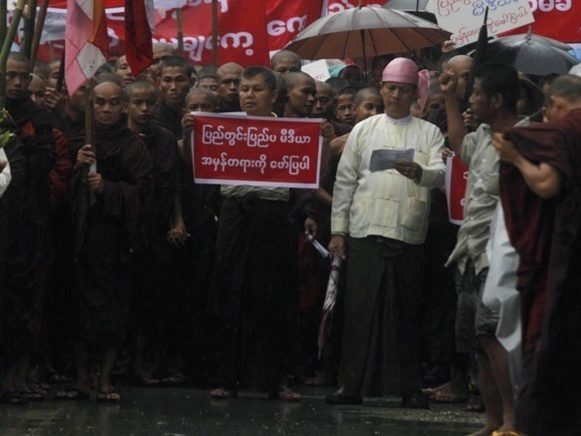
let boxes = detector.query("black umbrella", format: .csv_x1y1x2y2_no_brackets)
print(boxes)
482,29,578,76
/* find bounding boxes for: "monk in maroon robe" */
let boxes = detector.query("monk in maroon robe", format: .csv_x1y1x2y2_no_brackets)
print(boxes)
65,78,151,402
493,74,581,436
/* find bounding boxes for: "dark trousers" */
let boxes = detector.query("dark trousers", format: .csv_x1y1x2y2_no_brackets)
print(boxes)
339,236,423,397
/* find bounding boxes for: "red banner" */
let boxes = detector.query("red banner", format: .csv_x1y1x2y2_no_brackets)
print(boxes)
267,0,323,52
503,1,581,43
445,156,469,225
154,0,270,66
192,113,322,188
327,0,382,14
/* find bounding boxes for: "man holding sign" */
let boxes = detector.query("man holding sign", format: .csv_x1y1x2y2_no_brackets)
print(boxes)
327,58,445,408
209,66,305,401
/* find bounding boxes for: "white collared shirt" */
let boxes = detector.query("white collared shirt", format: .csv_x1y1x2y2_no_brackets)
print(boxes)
331,114,445,244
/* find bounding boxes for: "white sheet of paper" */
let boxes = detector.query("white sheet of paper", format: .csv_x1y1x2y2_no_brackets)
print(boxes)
369,148,415,172
301,60,331,82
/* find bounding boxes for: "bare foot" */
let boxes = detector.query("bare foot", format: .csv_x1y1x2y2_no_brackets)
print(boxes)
467,426,497,436
431,381,469,403
423,381,450,396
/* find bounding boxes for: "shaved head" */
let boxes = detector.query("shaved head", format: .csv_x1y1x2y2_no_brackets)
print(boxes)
316,81,334,96
271,50,301,74
187,87,219,104
126,80,159,99
217,62,243,78
153,42,176,59
354,87,380,105
283,71,315,91
446,55,473,73
549,74,581,103
446,55,474,101
7,51,31,70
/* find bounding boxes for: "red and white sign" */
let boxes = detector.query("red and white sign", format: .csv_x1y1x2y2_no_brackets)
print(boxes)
192,113,323,189
445,156,469,225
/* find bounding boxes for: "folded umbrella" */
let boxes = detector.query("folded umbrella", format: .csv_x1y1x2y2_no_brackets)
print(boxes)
317,255,343,360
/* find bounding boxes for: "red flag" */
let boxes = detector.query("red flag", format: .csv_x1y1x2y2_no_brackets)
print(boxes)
124,0,153,75
65,0,109,95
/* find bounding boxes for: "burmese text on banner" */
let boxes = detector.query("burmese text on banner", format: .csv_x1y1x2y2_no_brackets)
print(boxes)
434,0,534,47
191,113,322,189
445,155,469,225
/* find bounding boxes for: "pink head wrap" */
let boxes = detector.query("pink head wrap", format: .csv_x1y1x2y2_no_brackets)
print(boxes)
382,57,430,113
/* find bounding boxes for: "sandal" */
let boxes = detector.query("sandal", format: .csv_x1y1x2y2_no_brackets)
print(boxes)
96,391,121,403
20,390,45,402
55,388,91,401
304,373,332,387
1,391,28,405
141,377,161,386
430,390,469,403
162,374,186,386
466,395,485,412
270,388,302,402
210,387,237,399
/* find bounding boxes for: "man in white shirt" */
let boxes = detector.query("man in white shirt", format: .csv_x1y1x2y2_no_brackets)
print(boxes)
326,58,445,408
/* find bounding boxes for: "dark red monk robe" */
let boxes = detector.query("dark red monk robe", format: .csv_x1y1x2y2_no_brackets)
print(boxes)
501,108,581,436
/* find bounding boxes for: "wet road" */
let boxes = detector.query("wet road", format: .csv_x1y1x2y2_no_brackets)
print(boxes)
0,387,484,435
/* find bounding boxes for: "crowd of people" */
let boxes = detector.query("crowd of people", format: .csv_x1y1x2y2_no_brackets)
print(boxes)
0,40,580,436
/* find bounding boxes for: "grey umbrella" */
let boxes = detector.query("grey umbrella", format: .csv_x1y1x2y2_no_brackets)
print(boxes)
284,5,450,61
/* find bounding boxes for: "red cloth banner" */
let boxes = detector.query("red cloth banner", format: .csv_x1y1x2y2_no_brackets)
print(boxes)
266,0,323,51
192,113,322,188
327,0,382,14
503,1,581,43
445,155,469,225
154,0,270,66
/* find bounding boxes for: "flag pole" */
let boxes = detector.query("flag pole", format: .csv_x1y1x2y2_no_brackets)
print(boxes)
0,0,27,108
464,7,488,110
21,0,37,59
176,7,184,57
55,50,65,94
211,0,218,66
30,0,49,68
85,79,97,205
0,0,6,44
